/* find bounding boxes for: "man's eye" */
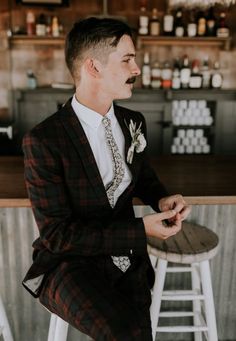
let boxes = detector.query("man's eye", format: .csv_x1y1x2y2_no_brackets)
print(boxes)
123,59,130,63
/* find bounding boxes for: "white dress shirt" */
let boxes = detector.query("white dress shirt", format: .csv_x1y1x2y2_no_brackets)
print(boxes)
72,95,132,206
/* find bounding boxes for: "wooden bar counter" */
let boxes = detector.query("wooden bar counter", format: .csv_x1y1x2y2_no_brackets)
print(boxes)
0,155,236,207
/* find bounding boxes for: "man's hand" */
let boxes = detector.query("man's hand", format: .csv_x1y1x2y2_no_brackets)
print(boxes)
158,194,191,223
143,210,182,240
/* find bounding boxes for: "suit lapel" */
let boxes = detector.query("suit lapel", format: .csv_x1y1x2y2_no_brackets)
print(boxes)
60,99,110,206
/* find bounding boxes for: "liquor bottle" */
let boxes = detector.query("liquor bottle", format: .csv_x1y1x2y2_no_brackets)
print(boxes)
187,10,197,37
174,9,184,37
189,60,202,89
197,11,206,36
180,55,191,88
211,61,223,88
201,56,211,88
46,16,52,36
172,59,181,90
161,61,172,89
36,13,46,36
142,52,151,88
163,8,174,36
139,5,149,35
151,61,162,89
26,11,36,36
52,16,60,37
150,8,160,36
216,12,230,38
206,6,216,36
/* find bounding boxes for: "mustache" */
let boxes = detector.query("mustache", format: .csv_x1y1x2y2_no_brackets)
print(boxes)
126,77,136,84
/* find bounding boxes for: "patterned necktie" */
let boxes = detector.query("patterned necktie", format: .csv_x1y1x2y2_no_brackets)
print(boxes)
102,116,131,272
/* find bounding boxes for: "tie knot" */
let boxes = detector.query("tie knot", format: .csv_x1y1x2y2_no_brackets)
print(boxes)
102,116,111,129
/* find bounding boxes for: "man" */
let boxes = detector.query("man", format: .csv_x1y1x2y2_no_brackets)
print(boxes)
22,17,190,341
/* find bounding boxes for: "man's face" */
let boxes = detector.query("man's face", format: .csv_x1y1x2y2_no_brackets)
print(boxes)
99,35,141,101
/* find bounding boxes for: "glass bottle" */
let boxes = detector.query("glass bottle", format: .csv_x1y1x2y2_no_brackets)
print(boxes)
189,59,202,89
139,6,149,35
150,8,160,36
174,9,184,37
52,16,60,37
216,12,230,38
172,58,181,90
206,6,216,36
187,10,197,37
211,61,223,88
142,52,151,88
26,11,36,36
151,61,162,89
36,13,46,36
46,15,52,36
161,61,172,89
163,8,174,36
201,56,211,88
180,55,191,89
197,11,206,36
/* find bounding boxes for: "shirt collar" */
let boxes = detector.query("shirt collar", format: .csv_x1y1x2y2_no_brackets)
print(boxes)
72,94,116,130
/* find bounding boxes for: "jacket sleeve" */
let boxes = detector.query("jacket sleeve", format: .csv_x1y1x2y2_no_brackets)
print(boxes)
23,132,147,257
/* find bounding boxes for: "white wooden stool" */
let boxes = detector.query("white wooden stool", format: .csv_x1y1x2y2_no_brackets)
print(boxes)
148,221,219,341
0,295,14,341
47,313,69,341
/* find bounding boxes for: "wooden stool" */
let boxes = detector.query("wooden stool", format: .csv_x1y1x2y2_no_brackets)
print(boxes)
0,295,14,341
47,313,69,341
148,221,219,341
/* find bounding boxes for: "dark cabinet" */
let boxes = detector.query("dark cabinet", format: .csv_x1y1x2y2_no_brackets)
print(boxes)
215,100,236,154
13,88,72,150
12,88,236,156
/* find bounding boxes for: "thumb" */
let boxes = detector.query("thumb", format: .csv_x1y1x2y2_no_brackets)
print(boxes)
158,209,177,221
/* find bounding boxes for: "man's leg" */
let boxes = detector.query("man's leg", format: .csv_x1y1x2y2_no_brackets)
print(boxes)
39,258,152,341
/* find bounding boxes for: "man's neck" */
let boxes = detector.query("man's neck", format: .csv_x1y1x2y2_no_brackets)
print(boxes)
75,87,112,116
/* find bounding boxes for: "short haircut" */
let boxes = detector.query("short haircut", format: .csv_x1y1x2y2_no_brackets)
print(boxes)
65,17,133,79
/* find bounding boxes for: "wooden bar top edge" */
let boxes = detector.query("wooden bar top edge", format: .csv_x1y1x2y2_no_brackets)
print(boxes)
1,196,236,208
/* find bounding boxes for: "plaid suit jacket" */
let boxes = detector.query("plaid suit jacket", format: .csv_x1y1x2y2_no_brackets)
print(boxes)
22,98,168,297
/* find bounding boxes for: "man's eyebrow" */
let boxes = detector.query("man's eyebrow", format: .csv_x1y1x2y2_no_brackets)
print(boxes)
122,53,136,58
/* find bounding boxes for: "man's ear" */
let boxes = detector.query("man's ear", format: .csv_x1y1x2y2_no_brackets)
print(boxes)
84,58,102,78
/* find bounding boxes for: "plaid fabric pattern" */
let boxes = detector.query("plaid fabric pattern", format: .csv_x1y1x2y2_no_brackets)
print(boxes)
102,116,131,273
22,99,169,339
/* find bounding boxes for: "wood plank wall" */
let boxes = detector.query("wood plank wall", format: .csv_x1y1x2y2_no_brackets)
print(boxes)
0,205,236,340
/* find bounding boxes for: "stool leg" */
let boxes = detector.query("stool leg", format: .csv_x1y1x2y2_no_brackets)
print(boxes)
54,316,69,341
200,260,218,341
150,259,167,341
47,314,57,341
0,296,14,341
149,254,157,269
191,263,203,341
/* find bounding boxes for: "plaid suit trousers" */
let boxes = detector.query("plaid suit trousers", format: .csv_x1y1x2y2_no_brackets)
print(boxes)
39,256,153,341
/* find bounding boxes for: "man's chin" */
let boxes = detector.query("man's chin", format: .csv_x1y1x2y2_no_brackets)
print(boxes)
114,88,133,100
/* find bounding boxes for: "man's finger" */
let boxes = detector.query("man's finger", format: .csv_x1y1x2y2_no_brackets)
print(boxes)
158,209,177,221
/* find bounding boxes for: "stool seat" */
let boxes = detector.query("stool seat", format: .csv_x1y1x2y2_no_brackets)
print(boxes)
147,221,219,263
148,222,219,341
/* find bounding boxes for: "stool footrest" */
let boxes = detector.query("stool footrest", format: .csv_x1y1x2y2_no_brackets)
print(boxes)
156,325,208,333
162,290,204,301
166,267,193,273
159,311,195,318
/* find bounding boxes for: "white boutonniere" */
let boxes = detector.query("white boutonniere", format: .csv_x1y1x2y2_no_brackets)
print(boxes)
125,119,147,164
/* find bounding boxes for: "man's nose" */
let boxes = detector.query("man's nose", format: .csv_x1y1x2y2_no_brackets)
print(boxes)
132,62,141,76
